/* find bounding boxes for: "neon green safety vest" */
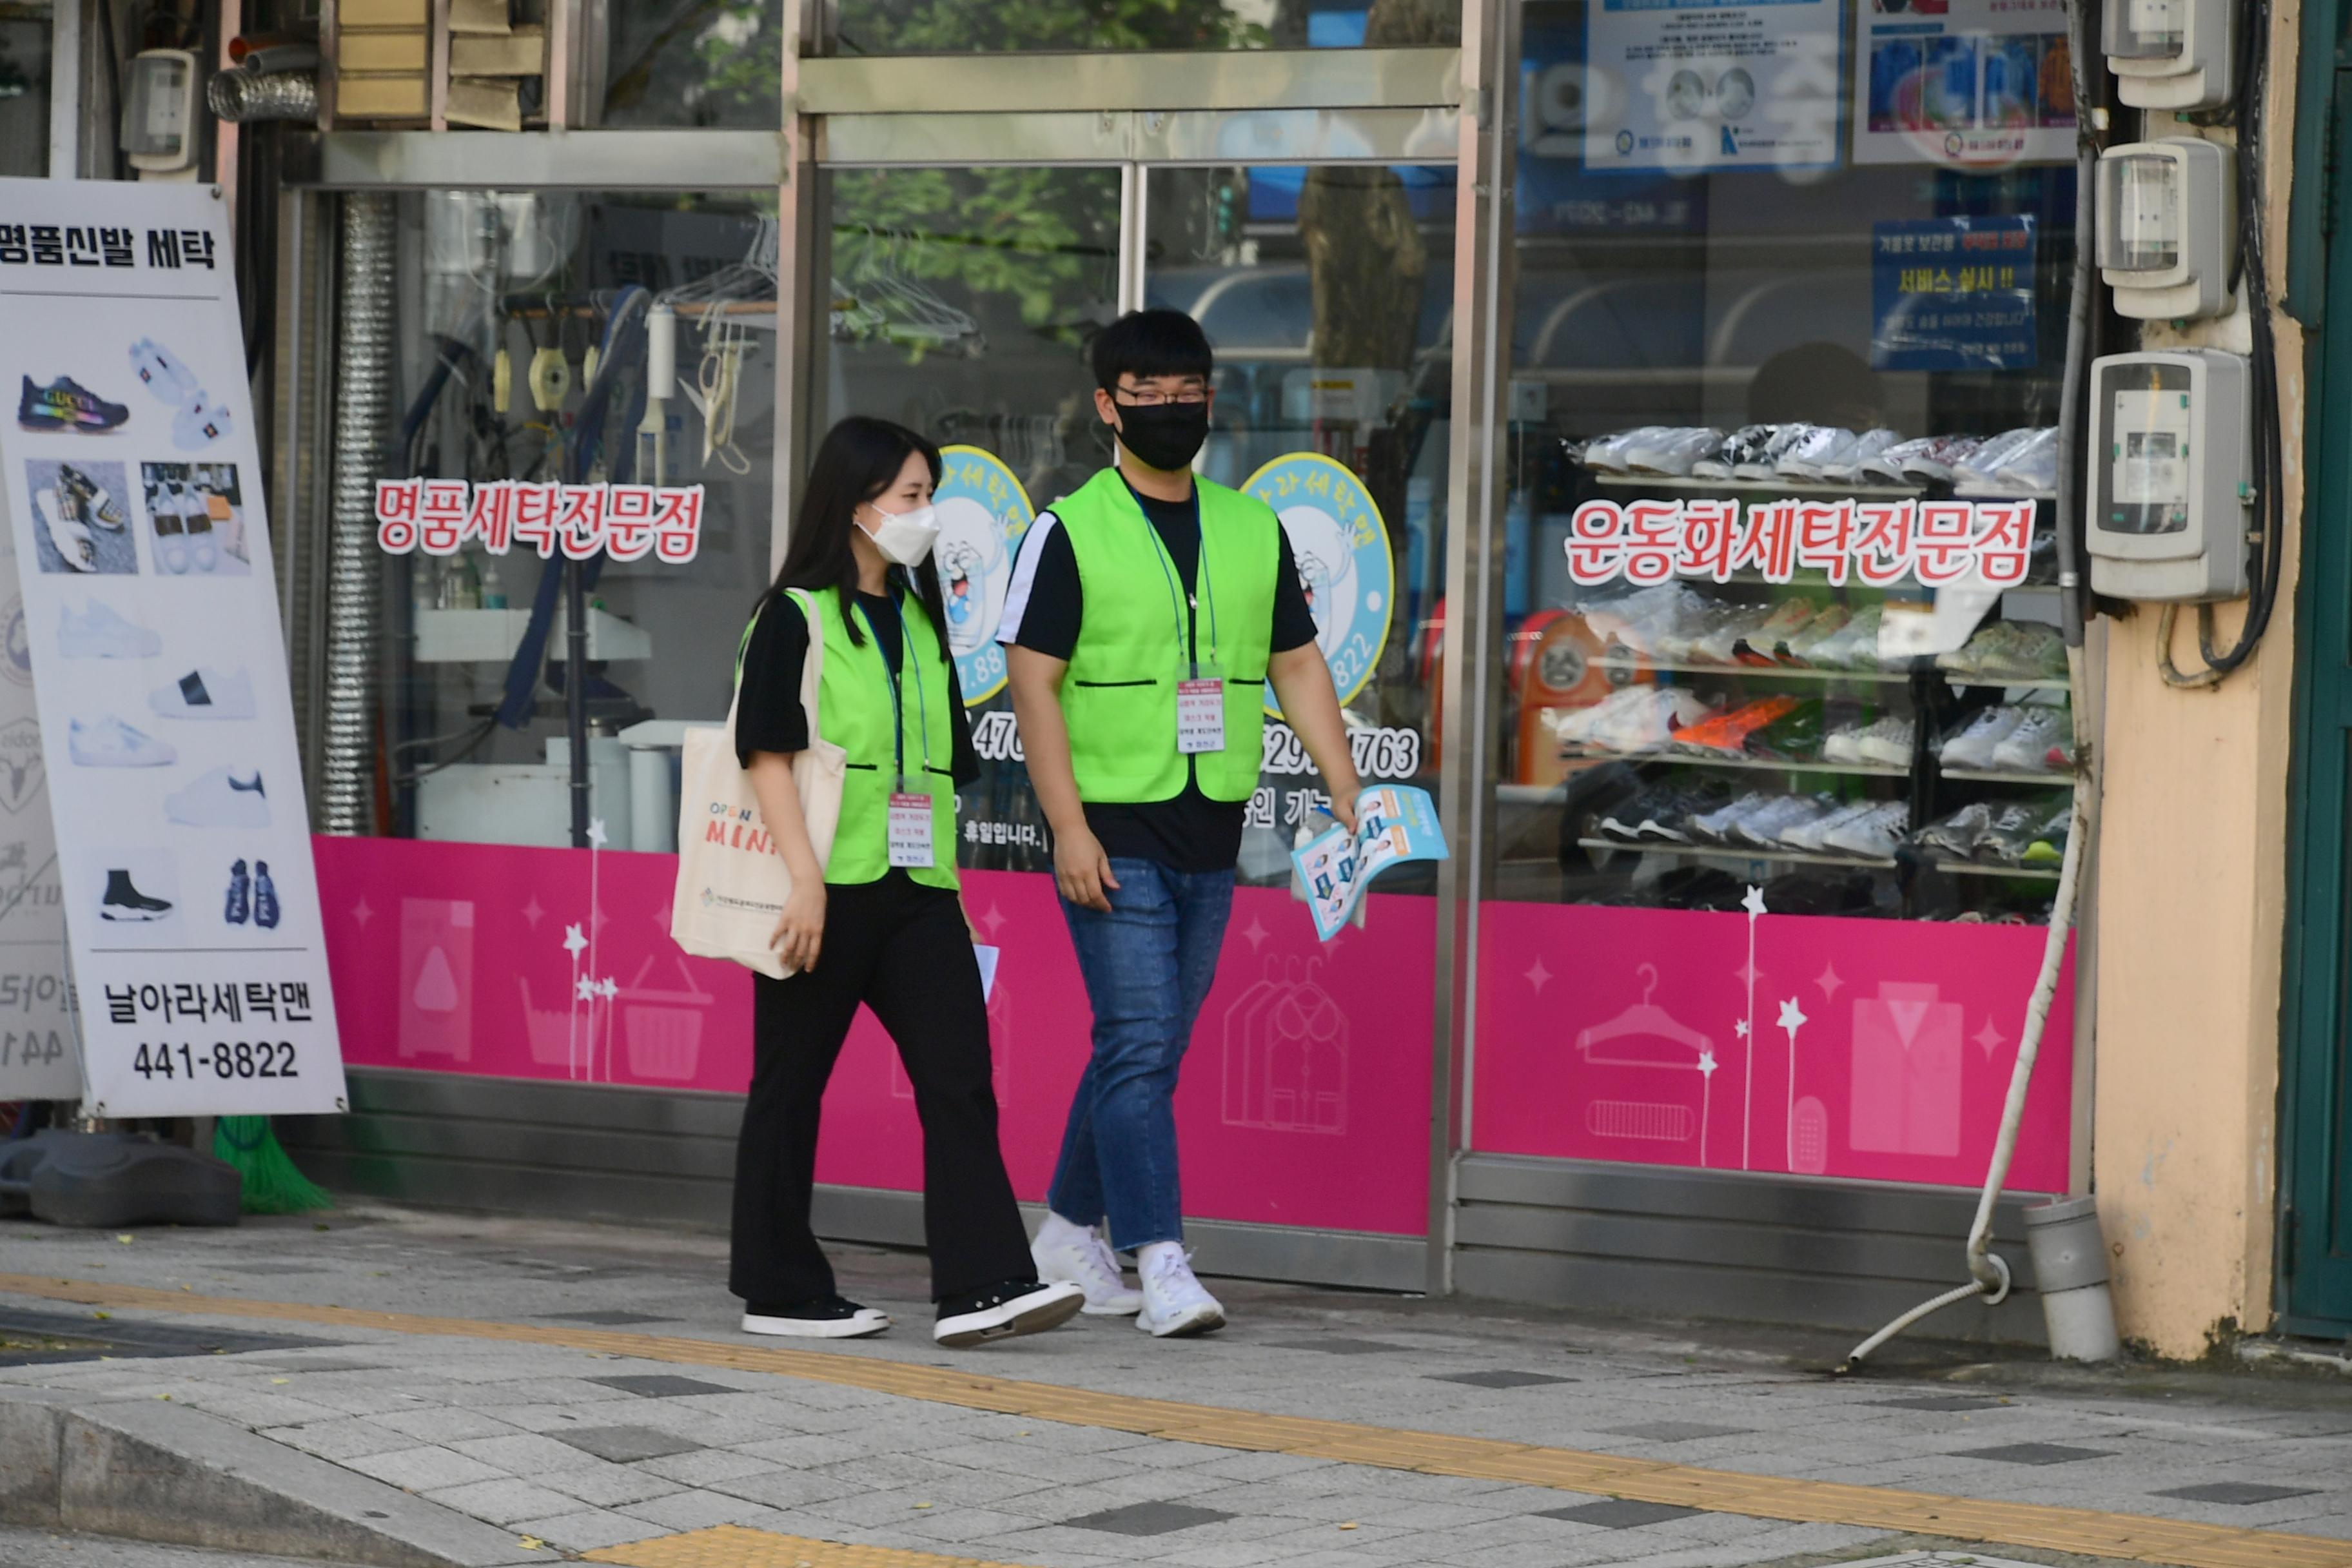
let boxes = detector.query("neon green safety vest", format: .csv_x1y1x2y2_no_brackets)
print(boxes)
1052,467,1279,803
779,584,960,890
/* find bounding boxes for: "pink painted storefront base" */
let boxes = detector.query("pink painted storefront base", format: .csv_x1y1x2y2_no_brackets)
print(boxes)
1472,902,2074,1190
315,836,1433,1237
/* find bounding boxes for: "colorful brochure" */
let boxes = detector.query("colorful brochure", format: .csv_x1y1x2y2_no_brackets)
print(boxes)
1291,785,1448,942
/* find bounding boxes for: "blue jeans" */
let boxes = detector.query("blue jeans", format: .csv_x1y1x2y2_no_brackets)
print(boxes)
1048,858,1235,1251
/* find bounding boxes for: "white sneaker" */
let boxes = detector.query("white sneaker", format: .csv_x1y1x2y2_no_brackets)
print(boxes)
68,716,175,769
1032,1215,1143,1316
150,667,255,721
1990,707,2069,773
130,338,199,404
1135,1246,1225,1338
166,767,270,828
1939,707,2026,772
35,488,95,573
59,600,161,660
172,393,232,451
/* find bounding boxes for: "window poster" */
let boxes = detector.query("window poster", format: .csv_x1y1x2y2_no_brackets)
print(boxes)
0,178,347,1117
1852,0,2076,167
1582,0,1845,175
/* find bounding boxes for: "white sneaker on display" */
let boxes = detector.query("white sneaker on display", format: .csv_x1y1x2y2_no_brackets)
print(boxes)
59,600,162,660
68,716,175,769
1031,1213,1143,1317
1135,1244,1225,1339
166,767,271,828
35,487,95,573
150,667,256,721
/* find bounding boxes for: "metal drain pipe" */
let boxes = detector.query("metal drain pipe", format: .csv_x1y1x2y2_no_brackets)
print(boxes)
320,193,396,834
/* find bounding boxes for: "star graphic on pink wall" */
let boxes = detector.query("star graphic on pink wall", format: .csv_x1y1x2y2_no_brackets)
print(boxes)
1242,916,1269,952
1973,1019,2009,1057
351,898,373,928
1525,957,1552,995
1814,962,1844,1003
521,896,544,929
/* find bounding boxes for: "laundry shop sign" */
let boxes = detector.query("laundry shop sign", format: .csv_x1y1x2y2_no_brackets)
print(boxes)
1564,496,2039,587
374,478,707,563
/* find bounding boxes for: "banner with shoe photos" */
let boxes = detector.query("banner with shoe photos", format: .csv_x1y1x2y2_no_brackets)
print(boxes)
0,179,347,1117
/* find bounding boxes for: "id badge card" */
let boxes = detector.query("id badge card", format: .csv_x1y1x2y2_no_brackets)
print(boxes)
1176,663,1226,756
888,780,936,868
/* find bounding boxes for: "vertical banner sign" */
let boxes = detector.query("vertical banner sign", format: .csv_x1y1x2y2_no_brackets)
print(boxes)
0,521,77,1100
0,179,346,1117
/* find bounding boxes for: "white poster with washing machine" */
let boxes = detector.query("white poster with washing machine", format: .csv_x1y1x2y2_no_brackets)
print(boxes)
0,178,346,1117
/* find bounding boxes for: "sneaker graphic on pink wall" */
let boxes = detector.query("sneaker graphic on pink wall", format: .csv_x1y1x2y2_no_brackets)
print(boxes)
1849,981,1963,1157
398,898,474,1063
1220,957,1348,1135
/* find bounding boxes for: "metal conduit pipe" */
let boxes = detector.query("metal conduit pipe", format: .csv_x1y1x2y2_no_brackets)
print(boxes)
206,68,318,122
320,193,396,835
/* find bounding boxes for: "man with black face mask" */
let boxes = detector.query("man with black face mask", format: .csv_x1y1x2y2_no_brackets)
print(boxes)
1001,309,1362,1338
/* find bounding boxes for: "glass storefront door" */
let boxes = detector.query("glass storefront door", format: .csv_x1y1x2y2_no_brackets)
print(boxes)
1467,0,2083,1191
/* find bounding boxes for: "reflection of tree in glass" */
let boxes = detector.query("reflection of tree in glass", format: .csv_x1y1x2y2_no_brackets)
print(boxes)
840,0,1267,55
602,1,781,128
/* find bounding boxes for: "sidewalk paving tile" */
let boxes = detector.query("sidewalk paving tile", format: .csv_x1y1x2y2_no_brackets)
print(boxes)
343,1444,513,1491
525,1457,689,1508
556,1424,705,1463
509,1508,666,1553
419,1477,585,1525
1064,1501,1235,1535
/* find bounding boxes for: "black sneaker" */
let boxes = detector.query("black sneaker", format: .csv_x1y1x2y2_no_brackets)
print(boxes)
19,375,130,433
99,868,171,922
934,1279,1084,1348
741,1295,890,1338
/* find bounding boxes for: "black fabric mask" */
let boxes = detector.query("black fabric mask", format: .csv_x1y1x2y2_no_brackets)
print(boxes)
1113,400,1210,473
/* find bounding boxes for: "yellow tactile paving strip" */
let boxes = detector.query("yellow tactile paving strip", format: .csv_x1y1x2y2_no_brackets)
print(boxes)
4,1273,2346,1568
585,1524,1039,1568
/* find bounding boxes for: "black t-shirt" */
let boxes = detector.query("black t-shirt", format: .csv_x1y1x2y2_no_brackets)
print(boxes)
734,582,979,787
999,477,1320,873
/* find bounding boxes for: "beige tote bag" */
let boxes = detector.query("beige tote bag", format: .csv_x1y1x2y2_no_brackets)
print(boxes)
669,589,846,979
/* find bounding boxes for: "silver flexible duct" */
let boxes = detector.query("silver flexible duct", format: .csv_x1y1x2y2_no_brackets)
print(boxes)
320,193,396,834
206,68,318,122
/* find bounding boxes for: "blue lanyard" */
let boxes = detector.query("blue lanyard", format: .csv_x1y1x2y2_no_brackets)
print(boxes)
850,585,932,785
1137,490,1220,676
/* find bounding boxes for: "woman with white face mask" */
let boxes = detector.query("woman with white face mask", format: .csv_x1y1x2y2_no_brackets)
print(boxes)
728,415,1083,1348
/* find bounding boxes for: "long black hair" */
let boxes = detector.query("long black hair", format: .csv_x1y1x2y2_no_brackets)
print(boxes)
771,415,948,652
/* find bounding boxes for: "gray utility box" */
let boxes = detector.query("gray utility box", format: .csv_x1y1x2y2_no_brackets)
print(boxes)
2088,349,2250,603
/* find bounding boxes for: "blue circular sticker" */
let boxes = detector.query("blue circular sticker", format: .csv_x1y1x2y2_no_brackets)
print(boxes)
932,446,1036,706
1241,452,1395,715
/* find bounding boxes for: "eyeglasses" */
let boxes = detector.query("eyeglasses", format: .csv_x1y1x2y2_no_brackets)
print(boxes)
1112,387,1210,407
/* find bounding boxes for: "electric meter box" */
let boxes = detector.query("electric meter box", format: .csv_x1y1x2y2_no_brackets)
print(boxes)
121,49,201,174
2104,0,2233,108
2095,139,2235,320
2088,349,2250,603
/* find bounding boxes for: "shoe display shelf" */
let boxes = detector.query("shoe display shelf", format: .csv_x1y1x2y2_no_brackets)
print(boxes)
1520,464,2075,919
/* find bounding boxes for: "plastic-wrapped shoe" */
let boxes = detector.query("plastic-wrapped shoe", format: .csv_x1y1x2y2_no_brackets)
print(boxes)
1780,603,1852,667
1694,426,1773,480
2021,799,2074,865
1822,429,1904,483
1917,803,1997,859
1851,716,1916,767
1732,794,1831,849
1731,600,1821,666
1672,696,1801,756
1823,800,1909,858
1990,706,2070,772
1775,426,1858,480
1972,801,2051,865
1782,798,1877,852
1623,427,1725,476
1735,424,1809,481
1938,707,2026,771
1689,790,1774,844
1953,427,2044,490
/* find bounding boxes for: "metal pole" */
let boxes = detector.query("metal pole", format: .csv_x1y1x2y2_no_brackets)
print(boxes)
46,0,79,180
567,561,589,846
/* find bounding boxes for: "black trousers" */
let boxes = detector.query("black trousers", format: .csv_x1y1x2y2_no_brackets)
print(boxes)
728,870,1034,1305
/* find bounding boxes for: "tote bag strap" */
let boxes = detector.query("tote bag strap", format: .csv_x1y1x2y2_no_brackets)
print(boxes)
782,587,825,747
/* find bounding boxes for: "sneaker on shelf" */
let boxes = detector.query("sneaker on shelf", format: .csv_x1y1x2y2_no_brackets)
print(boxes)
1821,720,1872,765
1744,698,1827,761
1852,716,1917,767
59,599,161,660
1809,604,1885,670
1623,426,1723,476
1689,790,1774,845
742,1296,890,1339
1917,802,1997,860
253,861,280,929
1672,696,1801,756
1732,794,1828,850
2022,799,2075,866
1952,427,2043,490
1734,424,1807,481
1135,1247,1226,1338
1775,425,1858,480
1898,434,1988,484
1989,427,2060,493
1732,600,1821,665
1031,1215,1143,1317
934,1279,1085,1348
1781,798,1877,853
149,667,257,721
1638,779,1734,843
1976,622,2067,681
1823,428,1904,483
1971,801,2049,865
1598,783,1687,845
1694,426,1772,480
1582,427,1663,473
1937,707,2026,772
99,869,172,923
57,465,125,530
166,767,270,828
68,715,175,769
1990,706,2070,772
224,859,251,926
1781,603,1854,667
34,488,96,573
18,375,129,434
1591,689,1713,754
1823,801,1909,858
